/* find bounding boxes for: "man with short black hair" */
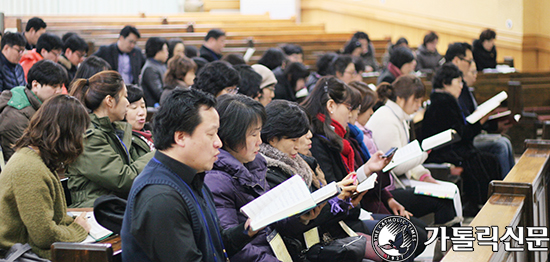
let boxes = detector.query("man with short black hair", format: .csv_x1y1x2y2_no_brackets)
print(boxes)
200,29,226,62
193,61,240,97
22,17,47,50
446,42,515,177
94,25,145,84
59,34,89,84
0,60,66,160
0,32,27,91
281,44,304,63
121,88,256,262
20,33,63,79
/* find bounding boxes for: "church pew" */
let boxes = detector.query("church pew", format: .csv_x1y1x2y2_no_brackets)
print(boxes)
442,140,550,262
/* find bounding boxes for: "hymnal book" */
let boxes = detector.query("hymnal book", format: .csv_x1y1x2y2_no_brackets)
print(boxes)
69,212,113,243
488,110,511,121
466,91,508,124
241,175,340,231
356,173,378,193
383,129,459,172
409,180,458,199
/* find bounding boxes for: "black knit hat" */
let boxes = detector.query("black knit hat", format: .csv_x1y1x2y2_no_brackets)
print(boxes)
390,46,415,69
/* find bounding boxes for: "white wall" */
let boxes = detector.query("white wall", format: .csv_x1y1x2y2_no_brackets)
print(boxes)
1,0,183,15
240,0,297,19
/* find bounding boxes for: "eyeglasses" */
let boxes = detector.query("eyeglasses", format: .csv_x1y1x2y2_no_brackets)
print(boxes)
344,70,358,76
75,51,87,59
10,46,24,54
459,57,473,65
341,102,353,111
263,84,275,92
224,86,239,94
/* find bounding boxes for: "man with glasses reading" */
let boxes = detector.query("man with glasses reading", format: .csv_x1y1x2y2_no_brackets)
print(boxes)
59,34,89,85
94,25,145,84
445,42,515,178
20,33,64,80
0,32,26,91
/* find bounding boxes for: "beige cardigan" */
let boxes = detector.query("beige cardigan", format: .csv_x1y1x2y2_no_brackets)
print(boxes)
0,147,88,259
366,100,430,180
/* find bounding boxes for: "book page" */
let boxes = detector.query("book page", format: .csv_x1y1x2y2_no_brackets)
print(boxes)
69,212,113,242
310,181,338,204
466,91,508,124
488,110,511,121
382,140,423,172
421,129,455,151
240,175,315,230
356,173,378,193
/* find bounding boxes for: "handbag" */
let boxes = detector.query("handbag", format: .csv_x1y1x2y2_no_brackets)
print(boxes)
304,235,366,262
0,244,50,262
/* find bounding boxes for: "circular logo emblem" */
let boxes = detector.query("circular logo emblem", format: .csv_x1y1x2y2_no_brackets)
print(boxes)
371,215,418,261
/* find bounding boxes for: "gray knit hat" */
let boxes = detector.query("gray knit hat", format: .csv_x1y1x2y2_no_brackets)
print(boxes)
251,64,277,89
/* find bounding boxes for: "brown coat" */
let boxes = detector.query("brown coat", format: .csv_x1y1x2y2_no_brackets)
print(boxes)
0,87,41,161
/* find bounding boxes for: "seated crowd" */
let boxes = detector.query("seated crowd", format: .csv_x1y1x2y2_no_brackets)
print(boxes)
0,17,513,261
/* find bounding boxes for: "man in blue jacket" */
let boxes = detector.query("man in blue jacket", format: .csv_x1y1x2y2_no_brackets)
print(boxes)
121,88,257,262
0,32,26,91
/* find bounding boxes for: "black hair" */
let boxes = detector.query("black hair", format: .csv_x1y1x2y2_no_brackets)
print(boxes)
36,33,63,54
145,37,168,58
1,32,26,50
395,37,409,47
377,74,425,102
347,83,362,110
167,38,184,59
432,63,463,89
234,64,262,98
352,31,370,43
389,46,415,69
126,84,144,103
330,55,353,76
423,31,439,46
185,45,199,58
152,88,217,150
479,29,496,42
221,53,246,65
192,56,208,74
316,52,338,76
348,81,378,114
64,34,88,53
120,25,140,38
343,39,362,55
216,94,266,152
26,60,68,90
352,56,365,73
205,29,225,41
444,42,472,62
281,44,303,56
258,48,286,70
25,17,47,32
262,99,309,143
62,32,77,43
284,62,310,89
301,76,351,150
193,61,240,97
72,56,111,88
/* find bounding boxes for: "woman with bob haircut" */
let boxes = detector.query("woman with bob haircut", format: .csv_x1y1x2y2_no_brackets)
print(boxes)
125,84,154,159
0,95,91,259
67,71,154,208
159,54,197,105
422,63,501,216
204,94,326,261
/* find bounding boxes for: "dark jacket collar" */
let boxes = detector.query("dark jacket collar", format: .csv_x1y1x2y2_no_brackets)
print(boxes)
0,52,17,67
211,149,268,191
154,150,199,186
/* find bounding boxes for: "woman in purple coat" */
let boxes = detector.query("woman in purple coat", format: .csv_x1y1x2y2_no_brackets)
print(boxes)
204,94,325,261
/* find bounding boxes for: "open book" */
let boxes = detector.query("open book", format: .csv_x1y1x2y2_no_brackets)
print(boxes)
383,129,460,172
69,211,113,243
409,180,458,199
241,175,340,231
466,91,508,124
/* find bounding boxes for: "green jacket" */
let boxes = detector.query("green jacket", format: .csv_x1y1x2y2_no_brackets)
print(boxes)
129,131,152,160
0,148,87,259
66,114,154,208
